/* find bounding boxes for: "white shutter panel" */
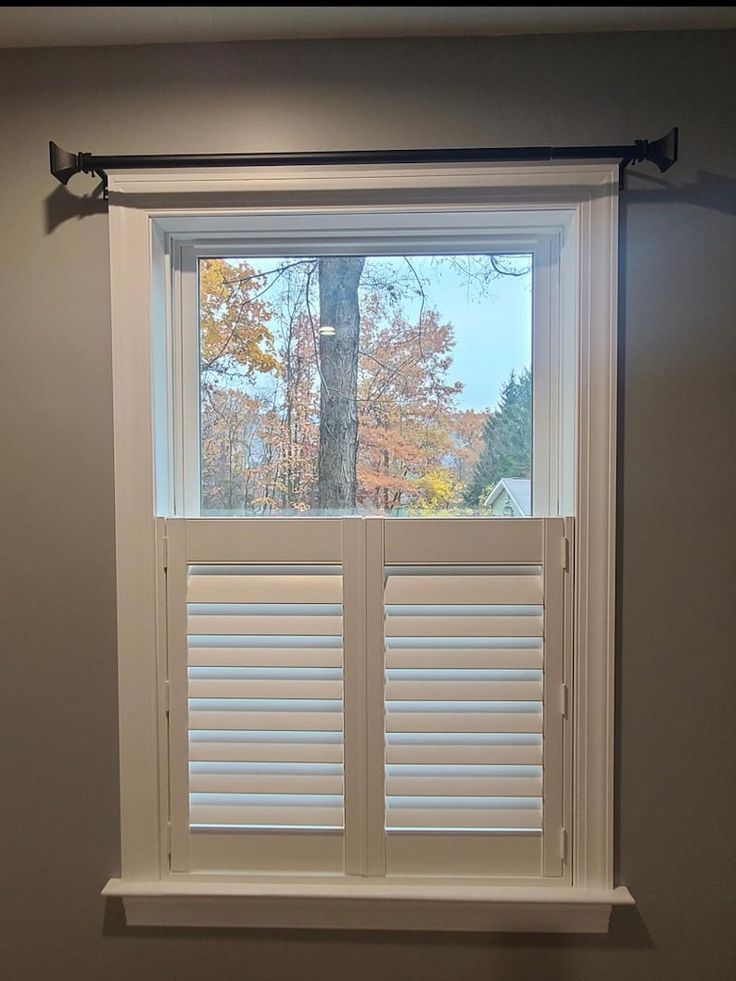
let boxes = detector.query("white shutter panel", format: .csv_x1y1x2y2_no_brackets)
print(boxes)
166,519,345,874
382,518,567,876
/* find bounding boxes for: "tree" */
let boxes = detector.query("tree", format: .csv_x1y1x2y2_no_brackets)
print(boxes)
281,311,319,510
199,259,280,380
201,387,268,512
317,257,366,510
441,408,489,507
463,368,532,506
198,255,529,515
356,295,464,513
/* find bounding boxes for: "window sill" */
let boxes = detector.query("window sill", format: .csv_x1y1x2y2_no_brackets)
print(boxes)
103,878,634,933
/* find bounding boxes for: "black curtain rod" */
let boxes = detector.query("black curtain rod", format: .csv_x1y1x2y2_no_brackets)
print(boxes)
49,128,678,197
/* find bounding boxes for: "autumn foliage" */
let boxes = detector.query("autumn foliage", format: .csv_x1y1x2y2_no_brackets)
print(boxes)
199,257,526,514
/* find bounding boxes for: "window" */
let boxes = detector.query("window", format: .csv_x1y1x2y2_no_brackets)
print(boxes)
165,211,572,521
104,163,631,931
195,252,532,517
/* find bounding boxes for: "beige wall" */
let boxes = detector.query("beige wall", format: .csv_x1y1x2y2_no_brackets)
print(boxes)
1,31,734,981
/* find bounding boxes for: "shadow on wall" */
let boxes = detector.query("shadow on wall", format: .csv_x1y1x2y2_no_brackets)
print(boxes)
45,179,107,233
623,168,736,215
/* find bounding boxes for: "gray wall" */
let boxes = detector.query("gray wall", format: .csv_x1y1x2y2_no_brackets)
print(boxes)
1,31,734,981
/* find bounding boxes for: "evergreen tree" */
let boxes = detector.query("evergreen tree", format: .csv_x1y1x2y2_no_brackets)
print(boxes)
463,368,532,506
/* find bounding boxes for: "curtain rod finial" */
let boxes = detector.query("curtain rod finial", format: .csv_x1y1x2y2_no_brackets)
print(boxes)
644,128,679,173
49,141,82,186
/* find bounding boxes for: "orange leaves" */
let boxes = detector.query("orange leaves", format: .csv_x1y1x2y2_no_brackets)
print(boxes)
354,295,471,511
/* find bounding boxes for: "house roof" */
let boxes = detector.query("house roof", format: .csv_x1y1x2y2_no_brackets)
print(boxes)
484,478,532,516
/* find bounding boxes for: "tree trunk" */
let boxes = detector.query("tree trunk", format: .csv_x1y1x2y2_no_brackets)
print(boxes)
317,257,365,510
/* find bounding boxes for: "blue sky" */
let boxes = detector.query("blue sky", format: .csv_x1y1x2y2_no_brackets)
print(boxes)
371,255,532,412
217,255,532,412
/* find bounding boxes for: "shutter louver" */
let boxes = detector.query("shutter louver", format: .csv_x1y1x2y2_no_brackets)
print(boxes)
384,565,544,833
186,564,344,831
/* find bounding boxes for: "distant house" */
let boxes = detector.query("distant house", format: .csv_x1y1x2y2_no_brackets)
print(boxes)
483,478,531,517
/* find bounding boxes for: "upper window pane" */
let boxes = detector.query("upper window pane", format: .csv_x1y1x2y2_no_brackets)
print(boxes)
199,254,532,516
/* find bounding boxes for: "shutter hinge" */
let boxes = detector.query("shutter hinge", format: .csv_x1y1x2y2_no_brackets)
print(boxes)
560,682,569,719
164,679,170,717
560,828,568,862
161,535,169,572
562,536,571,572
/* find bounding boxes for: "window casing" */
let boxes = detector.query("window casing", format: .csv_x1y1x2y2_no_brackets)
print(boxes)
104,162,630,930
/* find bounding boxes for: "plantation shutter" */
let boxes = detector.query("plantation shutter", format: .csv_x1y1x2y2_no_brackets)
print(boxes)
381,518,568,876
164,516,570,878
165,518,347,873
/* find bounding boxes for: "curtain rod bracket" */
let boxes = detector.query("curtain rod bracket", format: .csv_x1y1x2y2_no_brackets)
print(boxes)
49,129,679,197
94,169,109,200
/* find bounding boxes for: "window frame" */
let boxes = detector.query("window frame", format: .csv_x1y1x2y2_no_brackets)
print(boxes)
168,217,564,519
104,162,630,930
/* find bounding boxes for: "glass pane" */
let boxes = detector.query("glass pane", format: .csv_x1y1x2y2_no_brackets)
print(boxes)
199,254,532,516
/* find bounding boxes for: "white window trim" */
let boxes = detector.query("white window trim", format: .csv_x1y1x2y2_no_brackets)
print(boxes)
105,161,630,931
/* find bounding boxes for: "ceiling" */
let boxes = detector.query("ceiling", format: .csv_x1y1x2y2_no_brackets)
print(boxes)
1,6,735,48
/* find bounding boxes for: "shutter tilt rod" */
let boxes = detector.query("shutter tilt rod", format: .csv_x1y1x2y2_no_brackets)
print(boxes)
49,128,678,200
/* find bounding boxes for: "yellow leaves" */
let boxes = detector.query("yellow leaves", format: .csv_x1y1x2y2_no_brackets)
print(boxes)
200,258,281,378
413,468,463,512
